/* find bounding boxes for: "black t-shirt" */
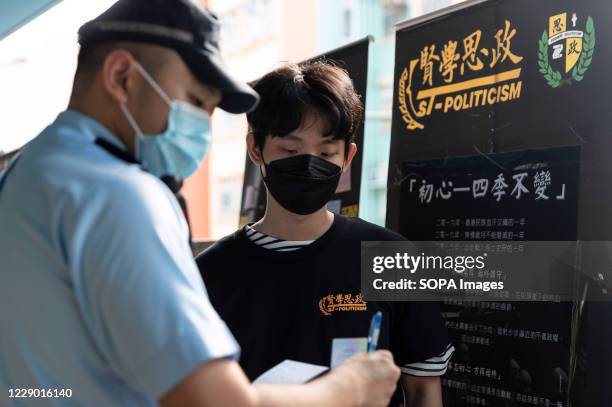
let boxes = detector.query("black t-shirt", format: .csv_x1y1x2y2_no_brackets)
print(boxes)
196,214,452,397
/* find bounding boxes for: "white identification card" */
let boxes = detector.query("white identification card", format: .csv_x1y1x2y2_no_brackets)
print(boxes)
330,337,368,368
253,360,328,384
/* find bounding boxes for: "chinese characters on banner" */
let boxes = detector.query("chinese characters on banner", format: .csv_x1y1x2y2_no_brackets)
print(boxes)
397,147,579,407
398,18,525,132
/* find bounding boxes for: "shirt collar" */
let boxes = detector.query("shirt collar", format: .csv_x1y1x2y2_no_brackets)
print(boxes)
56,109,128,151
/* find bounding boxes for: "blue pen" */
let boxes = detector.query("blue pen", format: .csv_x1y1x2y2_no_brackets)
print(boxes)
367,311,383,352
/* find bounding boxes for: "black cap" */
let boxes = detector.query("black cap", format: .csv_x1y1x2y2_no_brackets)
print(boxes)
78,0,259,114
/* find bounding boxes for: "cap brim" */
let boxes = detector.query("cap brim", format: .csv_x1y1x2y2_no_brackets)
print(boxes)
180,50,260,114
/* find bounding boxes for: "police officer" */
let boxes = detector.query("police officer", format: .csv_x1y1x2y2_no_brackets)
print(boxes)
0,1,399,406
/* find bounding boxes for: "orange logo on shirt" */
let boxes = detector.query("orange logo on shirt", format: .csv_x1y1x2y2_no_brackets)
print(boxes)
319,293,367,316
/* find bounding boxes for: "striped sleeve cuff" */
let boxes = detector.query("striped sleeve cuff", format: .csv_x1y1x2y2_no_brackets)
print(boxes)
401,343,455,377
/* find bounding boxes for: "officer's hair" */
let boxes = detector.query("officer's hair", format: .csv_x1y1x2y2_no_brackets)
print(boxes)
71,42,168,96
247,61,364,157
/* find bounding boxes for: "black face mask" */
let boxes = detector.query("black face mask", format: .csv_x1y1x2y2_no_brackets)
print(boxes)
262,154,343,215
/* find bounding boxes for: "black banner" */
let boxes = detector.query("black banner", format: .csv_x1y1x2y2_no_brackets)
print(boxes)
238,37,371,226
388,0,612,405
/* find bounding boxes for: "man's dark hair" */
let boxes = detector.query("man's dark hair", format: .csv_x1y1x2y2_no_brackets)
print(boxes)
71,42,168,97
247,61,364,155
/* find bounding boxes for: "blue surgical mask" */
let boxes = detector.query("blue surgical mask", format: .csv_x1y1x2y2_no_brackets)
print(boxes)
119,62,212,179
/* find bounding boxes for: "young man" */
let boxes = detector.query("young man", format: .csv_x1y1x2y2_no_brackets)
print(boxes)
0,1,400,406
197,61,455,406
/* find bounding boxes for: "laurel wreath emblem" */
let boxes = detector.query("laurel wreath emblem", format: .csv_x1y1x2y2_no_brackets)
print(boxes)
538,16,595,88
572,16,596,82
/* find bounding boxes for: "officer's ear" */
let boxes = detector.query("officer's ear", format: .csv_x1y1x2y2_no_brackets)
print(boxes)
101,50,136,104
246,130,264,166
